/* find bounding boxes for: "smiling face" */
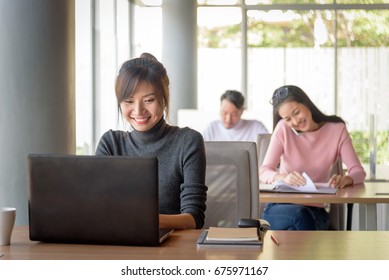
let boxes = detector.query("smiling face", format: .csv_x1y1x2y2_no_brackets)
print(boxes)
220,99,243,129
278,101,320,133
120,82,164,132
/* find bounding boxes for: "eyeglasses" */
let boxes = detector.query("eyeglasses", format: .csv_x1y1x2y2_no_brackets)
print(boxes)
269,87,289,105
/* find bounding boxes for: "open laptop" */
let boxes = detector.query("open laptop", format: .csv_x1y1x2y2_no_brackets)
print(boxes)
27,154,173,246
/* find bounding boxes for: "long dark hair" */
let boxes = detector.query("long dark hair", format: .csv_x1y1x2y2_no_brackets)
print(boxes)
271,85,344,130
115,53,170,119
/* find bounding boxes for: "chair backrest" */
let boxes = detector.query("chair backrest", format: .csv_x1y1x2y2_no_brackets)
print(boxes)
328,157,346,230
257,133,272,167
256,134,272,215
203,141,259,228
330,158,343,176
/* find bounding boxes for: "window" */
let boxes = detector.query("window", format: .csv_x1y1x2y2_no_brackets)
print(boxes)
198,1,389,180
76,1,389,179
198,6,242,111
76,0,130,154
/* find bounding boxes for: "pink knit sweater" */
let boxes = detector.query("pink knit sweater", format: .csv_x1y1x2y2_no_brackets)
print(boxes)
259,120,366,184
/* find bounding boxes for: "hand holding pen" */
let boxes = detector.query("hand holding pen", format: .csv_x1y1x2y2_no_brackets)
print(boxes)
328,174,354,189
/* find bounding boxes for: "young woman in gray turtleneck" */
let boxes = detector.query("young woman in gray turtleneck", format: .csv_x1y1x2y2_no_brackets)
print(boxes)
95,53,207,230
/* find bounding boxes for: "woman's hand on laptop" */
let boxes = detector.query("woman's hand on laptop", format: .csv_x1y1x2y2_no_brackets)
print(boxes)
159,213,196,230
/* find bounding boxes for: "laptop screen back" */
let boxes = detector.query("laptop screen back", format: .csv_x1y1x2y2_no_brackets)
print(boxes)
27,154,162,246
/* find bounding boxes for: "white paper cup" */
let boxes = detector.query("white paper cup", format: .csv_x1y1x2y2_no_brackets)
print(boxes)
0,207,16,246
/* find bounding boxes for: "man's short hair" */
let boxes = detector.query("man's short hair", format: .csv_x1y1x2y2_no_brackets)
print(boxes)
220,90,244,110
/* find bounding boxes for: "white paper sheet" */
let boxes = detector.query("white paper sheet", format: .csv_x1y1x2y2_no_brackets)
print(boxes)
273,172,330,192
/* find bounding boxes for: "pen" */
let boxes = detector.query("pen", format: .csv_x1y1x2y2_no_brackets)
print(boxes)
270,234,280,246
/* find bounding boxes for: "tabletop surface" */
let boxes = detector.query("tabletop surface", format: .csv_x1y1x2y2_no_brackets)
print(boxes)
260,182,389,204
1,226,389,260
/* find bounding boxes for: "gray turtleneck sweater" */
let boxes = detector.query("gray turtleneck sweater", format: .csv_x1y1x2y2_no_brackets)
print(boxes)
95,118,207,229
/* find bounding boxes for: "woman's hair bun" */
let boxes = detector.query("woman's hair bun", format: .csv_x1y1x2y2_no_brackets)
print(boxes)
140,52,158,61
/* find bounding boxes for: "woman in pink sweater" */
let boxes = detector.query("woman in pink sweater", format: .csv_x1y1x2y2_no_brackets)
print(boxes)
259,85,366,230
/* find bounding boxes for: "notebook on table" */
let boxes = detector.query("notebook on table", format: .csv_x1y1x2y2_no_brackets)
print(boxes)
260,172,338,195
196,227,263,247
27,154,173,246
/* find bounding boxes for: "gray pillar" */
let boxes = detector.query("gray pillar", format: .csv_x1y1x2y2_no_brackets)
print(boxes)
162,0,197,125
0,0,75,225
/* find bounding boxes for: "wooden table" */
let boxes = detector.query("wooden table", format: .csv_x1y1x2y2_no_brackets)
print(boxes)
1,226,389,260
260,182,389,230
